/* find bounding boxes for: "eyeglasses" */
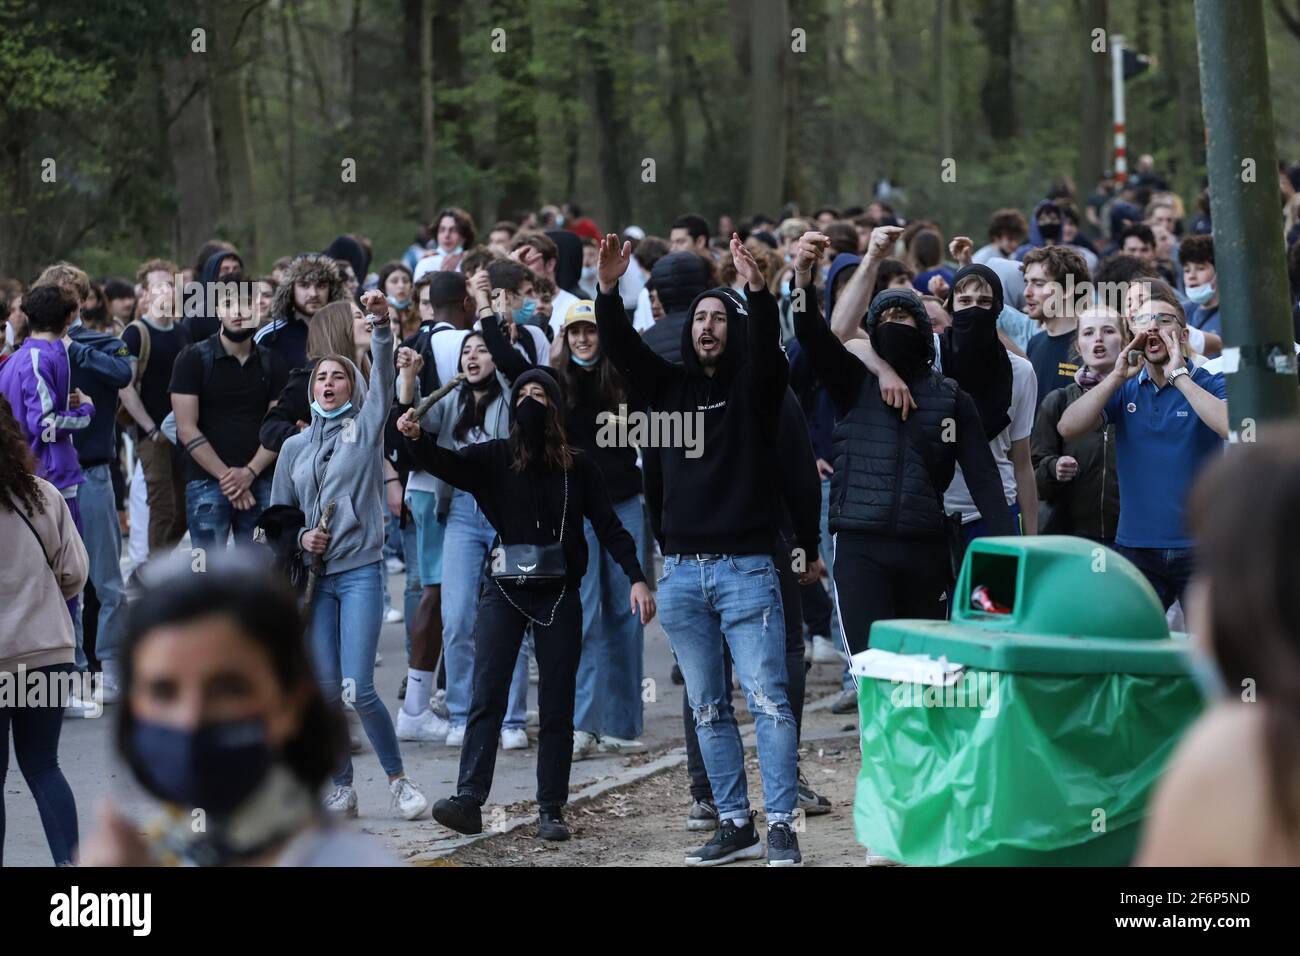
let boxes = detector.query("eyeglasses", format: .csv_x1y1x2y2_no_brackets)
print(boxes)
1128,313,1180,331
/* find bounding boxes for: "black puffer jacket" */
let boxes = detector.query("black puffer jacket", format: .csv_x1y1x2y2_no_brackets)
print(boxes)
1031,382,1119,539
792,277,1013,539
640,252,713,364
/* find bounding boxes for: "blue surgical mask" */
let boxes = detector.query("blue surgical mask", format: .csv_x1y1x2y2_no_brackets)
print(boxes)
780,280,791,299
129,717,272,815
311,399,353,419
570,352,599,367
515,298,538,324
1186,282,1215,305
580,266,598,285
387,295,412,311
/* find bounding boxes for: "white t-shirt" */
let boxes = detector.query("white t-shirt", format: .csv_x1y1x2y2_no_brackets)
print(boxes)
632,287,655,333
943,351,1037,522
548,290,582,339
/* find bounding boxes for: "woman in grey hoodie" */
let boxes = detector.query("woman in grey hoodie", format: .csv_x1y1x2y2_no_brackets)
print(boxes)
270,290,428,821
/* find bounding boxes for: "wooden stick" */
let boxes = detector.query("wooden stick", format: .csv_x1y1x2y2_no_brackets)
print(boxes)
303,500,337,607
412,372,466,420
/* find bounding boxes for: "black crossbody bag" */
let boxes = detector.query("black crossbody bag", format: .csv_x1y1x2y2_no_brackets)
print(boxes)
490,468,569,626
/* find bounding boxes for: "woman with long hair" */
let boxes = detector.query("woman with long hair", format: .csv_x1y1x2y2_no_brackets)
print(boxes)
402,329,532,749
79,557,397,866
0,394,88,865
398,369,654,841
378,262,417,339
1030,306,1125,541
1138,425,1300,865
268,290,428,821
469,270,651,758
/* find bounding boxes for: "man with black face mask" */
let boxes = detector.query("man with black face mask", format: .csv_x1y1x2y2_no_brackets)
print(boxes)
790,232,1013,657
170,273,289,550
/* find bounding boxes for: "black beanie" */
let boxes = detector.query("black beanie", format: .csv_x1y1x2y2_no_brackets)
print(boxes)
509,367,564,423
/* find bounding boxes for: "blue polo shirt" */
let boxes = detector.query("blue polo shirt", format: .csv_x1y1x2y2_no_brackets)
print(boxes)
1102,362,1227,548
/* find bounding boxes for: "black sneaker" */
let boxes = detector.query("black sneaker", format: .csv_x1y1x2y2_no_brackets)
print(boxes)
538,807,570,842
432,795,482,835
797,772,832,816
767,821,803,867
686,799,719,831
397,675,407,700
684,811,764,866
830,688,858,714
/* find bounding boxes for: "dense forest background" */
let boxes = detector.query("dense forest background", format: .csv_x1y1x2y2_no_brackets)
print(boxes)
5,0,1300,278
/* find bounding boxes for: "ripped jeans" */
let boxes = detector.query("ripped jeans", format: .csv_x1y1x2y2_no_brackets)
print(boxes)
658,553,798,824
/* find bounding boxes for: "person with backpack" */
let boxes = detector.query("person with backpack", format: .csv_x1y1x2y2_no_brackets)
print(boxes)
118,259,192,557
268,289,429,821
170,273,289,550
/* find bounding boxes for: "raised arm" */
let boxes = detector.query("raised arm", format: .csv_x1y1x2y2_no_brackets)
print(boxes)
831,225,900,342
594,233,676,391
732,234,788,422
1060,333,1144,438
357,290,396,443
1161,326,1229,439
67,334,132,388
397,412,488,492
789,232,866,414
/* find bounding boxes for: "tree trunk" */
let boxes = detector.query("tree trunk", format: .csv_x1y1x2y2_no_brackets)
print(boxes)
211,0,260,262
1077,0,1109,216
974,0,1018,141
585,0,632,228
279,1,299,233
420,0,435,220
493,0,539,220
746,0,789,216
162,17,221,263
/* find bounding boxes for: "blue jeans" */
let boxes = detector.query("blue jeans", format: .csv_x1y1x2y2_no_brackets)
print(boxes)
441,491,528,730
1116,545,1195,611
307,561,403,785
658,553,798,823
79,464,126,669
401,518,421,660
0,665,79,866
574,494,646,739
185,476,273,551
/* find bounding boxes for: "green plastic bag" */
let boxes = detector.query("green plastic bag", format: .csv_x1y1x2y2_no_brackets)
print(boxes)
853,670,1202,866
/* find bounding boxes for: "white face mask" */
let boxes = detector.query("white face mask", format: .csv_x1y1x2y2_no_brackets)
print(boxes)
4,321,13,349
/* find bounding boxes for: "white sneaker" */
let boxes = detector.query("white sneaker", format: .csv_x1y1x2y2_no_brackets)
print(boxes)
445,723,466,747
62,693,100,719
99,672,121,705
390,776,429,820
384,607,404,624
385,557,406,574
572,730,599,760
500,727,529,750
324,785,358,818
812,635,846,664
397,707,451,741
597,735,646,755
430,689,449,720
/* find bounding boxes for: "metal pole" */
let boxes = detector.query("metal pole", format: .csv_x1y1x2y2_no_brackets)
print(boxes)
1111,34,1126,185
1194,0,1300,437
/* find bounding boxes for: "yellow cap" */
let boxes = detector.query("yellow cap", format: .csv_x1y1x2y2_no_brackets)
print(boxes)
560,299,597,328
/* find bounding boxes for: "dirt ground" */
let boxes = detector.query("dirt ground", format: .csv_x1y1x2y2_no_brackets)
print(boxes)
433,729,868,868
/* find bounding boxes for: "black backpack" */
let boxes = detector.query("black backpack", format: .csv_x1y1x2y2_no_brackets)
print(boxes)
196,334,277,399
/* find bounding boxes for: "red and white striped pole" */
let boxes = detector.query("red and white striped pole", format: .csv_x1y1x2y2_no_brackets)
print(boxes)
1111,33,1127,186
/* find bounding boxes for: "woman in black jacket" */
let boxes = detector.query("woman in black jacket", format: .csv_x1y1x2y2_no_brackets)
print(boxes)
398,368,655,841
1031,306,1123,542
470,270,654,758
789,232,1013,657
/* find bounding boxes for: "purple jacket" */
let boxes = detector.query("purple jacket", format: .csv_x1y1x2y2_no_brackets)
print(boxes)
0,339,92,494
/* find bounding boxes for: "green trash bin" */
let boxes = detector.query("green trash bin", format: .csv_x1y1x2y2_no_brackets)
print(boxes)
852,536,1203,866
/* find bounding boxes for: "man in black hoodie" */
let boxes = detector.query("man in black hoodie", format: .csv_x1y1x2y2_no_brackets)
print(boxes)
596,232,803,867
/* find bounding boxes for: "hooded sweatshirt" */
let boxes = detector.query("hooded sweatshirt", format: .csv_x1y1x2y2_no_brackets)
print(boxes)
0,338,92,494
545,230,587,339
324,235,370,287
596,282,788,556
0,478,87,674
269,321,394,576
939,263,1014,440
67,320,133,466
1015,199,1098,269
788,253,858,464
182,251,246,343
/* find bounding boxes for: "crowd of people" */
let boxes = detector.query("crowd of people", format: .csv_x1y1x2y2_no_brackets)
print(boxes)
2,156,1300,867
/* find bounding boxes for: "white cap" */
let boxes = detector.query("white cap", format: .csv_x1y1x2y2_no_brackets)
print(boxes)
623,225,645,241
